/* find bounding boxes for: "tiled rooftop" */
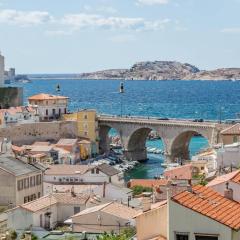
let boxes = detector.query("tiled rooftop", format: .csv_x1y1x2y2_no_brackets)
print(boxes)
56,138,78,146
97,163,120,176
0,154,40,176
172,185,240,230
45,164,92,176
73,202,140,220
128,179,169,188
207,170,240,187
20,193,89,212
28,93,68,101
164,164,193,180
221,123,240,135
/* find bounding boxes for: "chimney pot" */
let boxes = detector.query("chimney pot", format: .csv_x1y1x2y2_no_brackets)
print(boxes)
224,182,233,200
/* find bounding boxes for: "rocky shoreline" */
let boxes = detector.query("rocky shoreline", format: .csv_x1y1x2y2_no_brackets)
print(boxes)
28,61,240,81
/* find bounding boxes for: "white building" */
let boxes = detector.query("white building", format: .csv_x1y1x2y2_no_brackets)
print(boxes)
28,93,69,121
0,52,5,87
168,185,240,240
217,143,240,169
44,163,124,186
6,192,90,230
0,106,39,126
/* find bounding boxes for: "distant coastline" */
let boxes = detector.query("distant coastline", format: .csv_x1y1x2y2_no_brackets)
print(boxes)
27,61,240,81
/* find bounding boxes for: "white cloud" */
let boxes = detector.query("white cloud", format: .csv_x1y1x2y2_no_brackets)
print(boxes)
61,13,170,31
0,9,52,26
136,0,169,5
45,29,73,36
221,27,240,33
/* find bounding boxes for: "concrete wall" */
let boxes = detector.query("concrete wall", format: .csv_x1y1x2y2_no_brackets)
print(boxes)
7,207,33,230
0,121,78,145
0,87,23,108
217,146,240,168
0,168,16,206
136,204,167,240
168,200,237,240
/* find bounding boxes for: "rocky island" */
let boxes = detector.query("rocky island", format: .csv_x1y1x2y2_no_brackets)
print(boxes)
77,61,240,81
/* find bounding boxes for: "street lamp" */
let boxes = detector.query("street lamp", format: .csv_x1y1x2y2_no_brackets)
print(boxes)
119,82,124,117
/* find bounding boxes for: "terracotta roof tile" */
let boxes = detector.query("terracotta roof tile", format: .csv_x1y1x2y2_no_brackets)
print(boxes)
28,93,68,101
164,164,193,180
207,171,240,187
129,179,169,188
45,164,93,176
221,123,240,135
20,193,89,212
172,185,240,230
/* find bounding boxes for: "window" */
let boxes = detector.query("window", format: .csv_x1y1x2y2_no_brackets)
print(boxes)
233,135,238,143
91,169,95,174
24,178,29,188
30,176,36,187
59,108,61,115
38,192,41,198
84,131,88,136
195,236,218,240
24,196,28,203
64,108,67,114
46,109,48,116
74,207,80,214
96,168,99,174
70,178,74,182
201,167,204,170
52,109,56,115
175,233,189,240
40,214,43,228
84,114,88,119
36,174,42,185
17,180,23,191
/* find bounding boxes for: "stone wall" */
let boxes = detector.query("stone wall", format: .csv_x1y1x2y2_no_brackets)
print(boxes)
0,120,78,145
0,87,23,108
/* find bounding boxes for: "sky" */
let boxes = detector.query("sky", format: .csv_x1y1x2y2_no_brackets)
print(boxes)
0,0,239,73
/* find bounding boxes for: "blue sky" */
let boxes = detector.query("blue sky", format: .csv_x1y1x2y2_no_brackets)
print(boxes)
0,0,239,73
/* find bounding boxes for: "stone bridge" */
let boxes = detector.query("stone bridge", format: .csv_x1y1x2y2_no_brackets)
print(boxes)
98,115,227,162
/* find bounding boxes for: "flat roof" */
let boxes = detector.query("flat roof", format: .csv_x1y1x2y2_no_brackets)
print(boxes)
0,154,40,176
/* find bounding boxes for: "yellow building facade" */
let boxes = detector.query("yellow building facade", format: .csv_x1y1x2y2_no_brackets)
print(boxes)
63,110,99,157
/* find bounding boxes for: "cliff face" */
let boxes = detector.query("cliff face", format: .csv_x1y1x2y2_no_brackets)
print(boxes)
77,61,240,80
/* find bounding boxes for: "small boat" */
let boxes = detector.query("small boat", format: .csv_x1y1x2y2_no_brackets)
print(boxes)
161,162,180,168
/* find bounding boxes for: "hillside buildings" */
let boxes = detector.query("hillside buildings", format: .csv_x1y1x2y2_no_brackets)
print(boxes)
0,52,4,87
28,93,69,120
0,153,43,207
0,106,39,126
44,163,124,186
6,192,90,230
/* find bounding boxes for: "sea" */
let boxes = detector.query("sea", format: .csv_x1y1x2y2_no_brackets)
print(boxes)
11,79,240,180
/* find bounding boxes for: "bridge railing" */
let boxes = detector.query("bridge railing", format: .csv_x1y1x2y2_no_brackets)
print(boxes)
98,114,219,124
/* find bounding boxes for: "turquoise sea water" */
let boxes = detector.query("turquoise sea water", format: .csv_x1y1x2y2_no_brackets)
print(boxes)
13,79,240,179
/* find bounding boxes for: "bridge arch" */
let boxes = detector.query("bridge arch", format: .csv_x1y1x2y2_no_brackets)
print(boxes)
125,126,166,161
169,129,210,162
99,123,126,155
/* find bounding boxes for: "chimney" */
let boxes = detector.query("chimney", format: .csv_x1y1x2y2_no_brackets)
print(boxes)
224,182,233,200
71,186,76,197
103,182,106,198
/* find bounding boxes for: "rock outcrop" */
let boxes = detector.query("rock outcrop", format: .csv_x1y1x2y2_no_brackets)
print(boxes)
76,61,240,80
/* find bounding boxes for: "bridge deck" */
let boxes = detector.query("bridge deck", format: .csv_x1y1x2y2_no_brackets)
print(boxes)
98,115,222,128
